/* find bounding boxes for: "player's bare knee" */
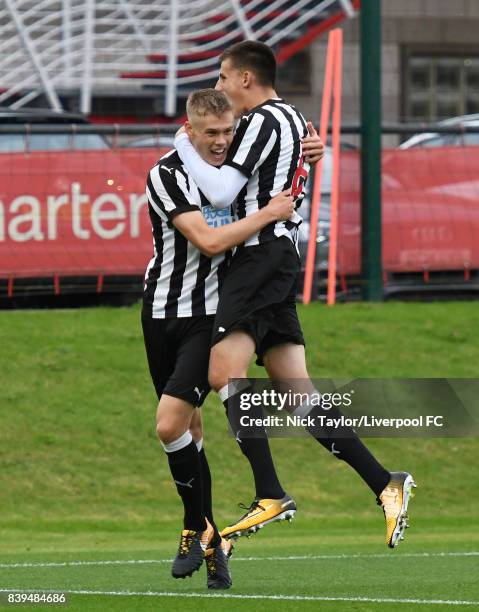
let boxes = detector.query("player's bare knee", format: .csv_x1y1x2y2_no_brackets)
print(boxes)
208,366,227,392
156,395,195,444
156,418,186,445
209,344,250,391
208,354,229,390
156,409,186,444
207,350,221,386
189,422,203,442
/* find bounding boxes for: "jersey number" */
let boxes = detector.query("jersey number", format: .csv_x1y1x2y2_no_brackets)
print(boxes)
291,157,308,198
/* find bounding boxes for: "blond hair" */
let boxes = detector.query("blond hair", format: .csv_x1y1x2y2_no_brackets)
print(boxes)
186,88,232,119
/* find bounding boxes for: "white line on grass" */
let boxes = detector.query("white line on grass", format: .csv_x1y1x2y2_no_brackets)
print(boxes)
0,551,477,569
0,559,168,569
0,588,478,606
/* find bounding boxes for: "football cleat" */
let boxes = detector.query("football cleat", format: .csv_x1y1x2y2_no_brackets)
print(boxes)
205,538,233,589
200,518,215,550
220,494,297,540
378,471,417,548
171,524,210,579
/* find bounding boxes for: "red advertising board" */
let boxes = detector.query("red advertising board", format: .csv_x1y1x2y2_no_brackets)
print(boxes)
0,148,167,278
1,145,479,281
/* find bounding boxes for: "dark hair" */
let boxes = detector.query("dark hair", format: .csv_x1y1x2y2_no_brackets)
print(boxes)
220,41,276,87
186,88,232,118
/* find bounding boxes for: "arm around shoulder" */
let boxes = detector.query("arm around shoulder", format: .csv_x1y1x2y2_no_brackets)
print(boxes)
174,133,248,208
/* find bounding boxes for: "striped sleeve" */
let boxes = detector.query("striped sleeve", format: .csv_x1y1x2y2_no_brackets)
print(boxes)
147,164,200,226
224,111,278,178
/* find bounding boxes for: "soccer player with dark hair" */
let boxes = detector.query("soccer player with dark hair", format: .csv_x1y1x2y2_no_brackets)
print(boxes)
143,88,297,587
175,41,416,549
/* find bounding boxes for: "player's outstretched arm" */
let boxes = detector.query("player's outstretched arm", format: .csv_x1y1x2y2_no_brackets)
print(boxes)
172,191,294,257
174,133,247,209
302,122,325,165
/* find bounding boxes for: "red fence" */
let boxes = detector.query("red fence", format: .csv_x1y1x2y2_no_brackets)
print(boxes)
1,145,479,282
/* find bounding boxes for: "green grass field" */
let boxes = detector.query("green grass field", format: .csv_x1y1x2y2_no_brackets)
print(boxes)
1,302,478,610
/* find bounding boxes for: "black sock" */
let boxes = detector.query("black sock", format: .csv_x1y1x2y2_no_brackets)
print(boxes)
198,447,221,547
315,434,390,496
307,404,390,496
166,439,207,532
224,388,285,500
236,437,286,499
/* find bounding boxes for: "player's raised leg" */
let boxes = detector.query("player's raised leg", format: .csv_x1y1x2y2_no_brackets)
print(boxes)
209,331,296,539
263,342,416,548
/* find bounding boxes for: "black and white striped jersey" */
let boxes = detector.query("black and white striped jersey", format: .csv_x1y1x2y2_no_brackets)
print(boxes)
224,97,310,247
143,149,232,319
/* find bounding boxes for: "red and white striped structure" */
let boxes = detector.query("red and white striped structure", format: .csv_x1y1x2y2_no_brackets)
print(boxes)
0,0,358,115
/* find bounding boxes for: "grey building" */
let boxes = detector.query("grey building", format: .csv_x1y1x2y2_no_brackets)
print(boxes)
1,1,477,133
283,0,479,137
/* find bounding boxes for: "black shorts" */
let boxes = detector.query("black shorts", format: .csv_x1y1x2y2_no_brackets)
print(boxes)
141,311,213,407
212,236,305,365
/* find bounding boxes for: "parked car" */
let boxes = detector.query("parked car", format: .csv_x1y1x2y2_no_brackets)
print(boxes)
399,114,479,149
297,147,332,271
297,143,358,273
0,109,109,152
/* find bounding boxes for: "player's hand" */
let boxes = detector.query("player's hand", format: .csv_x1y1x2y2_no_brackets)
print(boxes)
302,122,324,165
266,190,295,221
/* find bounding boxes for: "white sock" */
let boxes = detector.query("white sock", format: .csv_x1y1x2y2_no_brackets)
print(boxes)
161,430,193,453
